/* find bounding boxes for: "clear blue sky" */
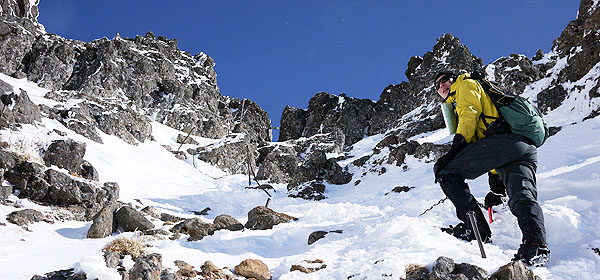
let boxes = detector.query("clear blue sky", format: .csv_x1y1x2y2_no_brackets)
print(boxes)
38,1,580,138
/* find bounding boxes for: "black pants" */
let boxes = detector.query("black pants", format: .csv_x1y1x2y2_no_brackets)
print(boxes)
438,133,547,245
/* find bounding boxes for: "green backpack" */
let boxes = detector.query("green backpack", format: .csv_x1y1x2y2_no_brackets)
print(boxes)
469,73,549,147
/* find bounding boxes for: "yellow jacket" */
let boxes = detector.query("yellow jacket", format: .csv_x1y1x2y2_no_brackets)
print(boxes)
444,73,500,143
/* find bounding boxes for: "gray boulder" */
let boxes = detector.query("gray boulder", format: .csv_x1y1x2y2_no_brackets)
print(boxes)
44,169,85,205
213,214,244,231
0,78,12,94
0,184,11,200
0,147,19,169
115,205,155,232
0,89,41,128
159,213,183,223
176,133,198,145
430,256,488,280
104,250,120,269
7,209,46,226
430,256,455,280
129,253,162,280
31,269,87,280
490,261,541,280
308,230,343,245
0,168,11,199
43,139,86,172
87,202,118,238
170,217,215,241
80,160,99,181
245,206,296,230
19,174,48,201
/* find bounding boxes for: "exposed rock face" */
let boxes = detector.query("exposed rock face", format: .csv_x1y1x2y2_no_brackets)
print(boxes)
286,150,352,199
536,0,600,114
232,98,272,146
0,89,41,128
0,0,40,23
196,133,256,175
485,53,542,95
0,7,271,164
371,33,483,137
279,92,374,146
3,141,119,219
280,33,483,148
553,0,600,82
278,105,306,141
255,145,299,184
257,130,350,188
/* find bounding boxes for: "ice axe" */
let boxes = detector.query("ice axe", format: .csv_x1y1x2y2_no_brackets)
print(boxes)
467,211,487,258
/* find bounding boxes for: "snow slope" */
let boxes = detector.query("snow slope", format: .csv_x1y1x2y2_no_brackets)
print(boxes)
0,75,599,279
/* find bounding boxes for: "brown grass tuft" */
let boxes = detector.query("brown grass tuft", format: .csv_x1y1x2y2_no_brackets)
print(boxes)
102,235,147,260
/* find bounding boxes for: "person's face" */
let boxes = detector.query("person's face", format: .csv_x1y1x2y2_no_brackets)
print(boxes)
436,75,453,99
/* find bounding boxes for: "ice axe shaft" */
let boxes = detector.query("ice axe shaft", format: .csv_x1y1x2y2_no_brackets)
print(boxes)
467,211,487,258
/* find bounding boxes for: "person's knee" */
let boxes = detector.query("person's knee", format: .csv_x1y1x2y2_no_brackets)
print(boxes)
509,198,537,216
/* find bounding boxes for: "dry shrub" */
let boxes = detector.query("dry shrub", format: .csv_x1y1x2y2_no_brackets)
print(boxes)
103,235,146,260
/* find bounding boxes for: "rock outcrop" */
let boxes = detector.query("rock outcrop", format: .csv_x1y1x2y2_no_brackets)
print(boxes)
536,0,600,115
0,0,40,24
279,92,374,147
0,5,271,171
2,142,118,221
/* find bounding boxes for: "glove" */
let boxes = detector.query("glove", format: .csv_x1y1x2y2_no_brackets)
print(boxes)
433,153,453,182
484,172,507,207
484,191,506,208
433,134,468,183
488,172,506,195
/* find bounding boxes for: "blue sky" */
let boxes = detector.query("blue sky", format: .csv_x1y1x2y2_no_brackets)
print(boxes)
38,1,579,139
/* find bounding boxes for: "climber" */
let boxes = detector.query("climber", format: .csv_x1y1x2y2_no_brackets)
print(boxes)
432,70,550,266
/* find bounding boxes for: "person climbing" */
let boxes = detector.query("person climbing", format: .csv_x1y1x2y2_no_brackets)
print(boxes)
432,70,550,266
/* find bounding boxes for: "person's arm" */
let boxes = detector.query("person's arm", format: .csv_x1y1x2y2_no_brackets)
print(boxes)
455,79,483,143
